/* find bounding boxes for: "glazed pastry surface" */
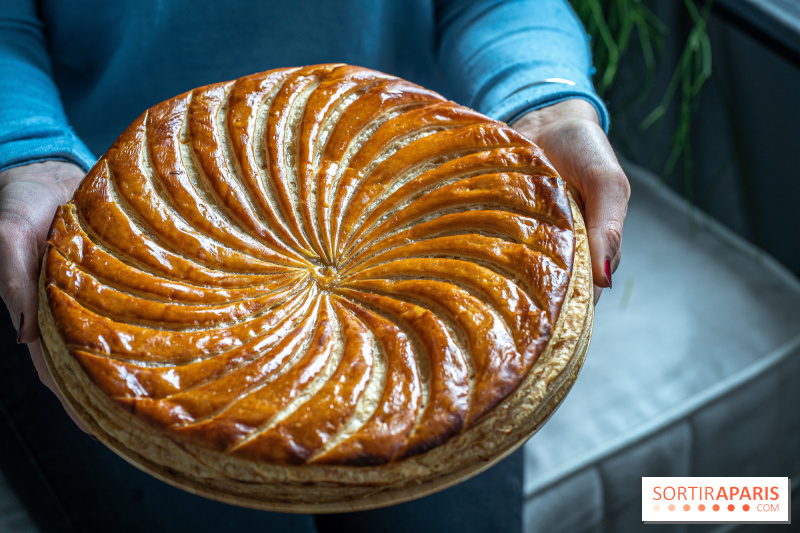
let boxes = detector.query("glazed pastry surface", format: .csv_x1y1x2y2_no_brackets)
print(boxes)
42,64,575,466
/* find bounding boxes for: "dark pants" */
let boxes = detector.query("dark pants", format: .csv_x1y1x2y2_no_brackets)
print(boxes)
0,318,522,533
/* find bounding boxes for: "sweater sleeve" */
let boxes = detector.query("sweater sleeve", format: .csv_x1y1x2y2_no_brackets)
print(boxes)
435,0,609,132
0,1,95,173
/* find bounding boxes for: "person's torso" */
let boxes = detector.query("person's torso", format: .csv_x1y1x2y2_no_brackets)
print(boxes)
40,0,443,157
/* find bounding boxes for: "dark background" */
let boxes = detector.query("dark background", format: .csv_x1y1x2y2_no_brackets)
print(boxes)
605,0,800,277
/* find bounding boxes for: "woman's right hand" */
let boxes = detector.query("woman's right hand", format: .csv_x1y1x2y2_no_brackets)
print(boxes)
0,160,91,433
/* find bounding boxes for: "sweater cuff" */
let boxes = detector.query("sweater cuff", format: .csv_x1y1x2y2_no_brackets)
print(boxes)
0,117,96,173
477,67,610,134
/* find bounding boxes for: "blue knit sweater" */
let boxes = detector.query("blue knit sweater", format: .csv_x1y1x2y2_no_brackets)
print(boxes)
0,0,607,172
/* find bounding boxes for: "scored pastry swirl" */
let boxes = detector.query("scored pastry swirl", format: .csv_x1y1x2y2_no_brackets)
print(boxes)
41,65,579,474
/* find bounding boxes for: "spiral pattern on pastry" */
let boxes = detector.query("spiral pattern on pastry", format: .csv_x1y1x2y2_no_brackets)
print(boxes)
42,64,576,466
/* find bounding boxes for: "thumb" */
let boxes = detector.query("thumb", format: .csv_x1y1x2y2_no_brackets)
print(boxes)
0,161,84,342
532,119,630,291
0,217,42,343
510,101,630,292
582,162,629,289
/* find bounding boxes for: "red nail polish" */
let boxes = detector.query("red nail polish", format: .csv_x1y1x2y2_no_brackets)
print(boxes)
604,259,613,289
16,313,24,344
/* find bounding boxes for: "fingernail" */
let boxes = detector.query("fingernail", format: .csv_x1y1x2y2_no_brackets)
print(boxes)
16,313,24,344
89,435,99,442
604,259,613,289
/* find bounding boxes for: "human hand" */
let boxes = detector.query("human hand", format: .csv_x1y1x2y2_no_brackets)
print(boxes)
0,160,91,433
512,99,631,304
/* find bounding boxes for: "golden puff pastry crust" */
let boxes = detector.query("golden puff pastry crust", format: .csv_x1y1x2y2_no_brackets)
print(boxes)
38,64,593,512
